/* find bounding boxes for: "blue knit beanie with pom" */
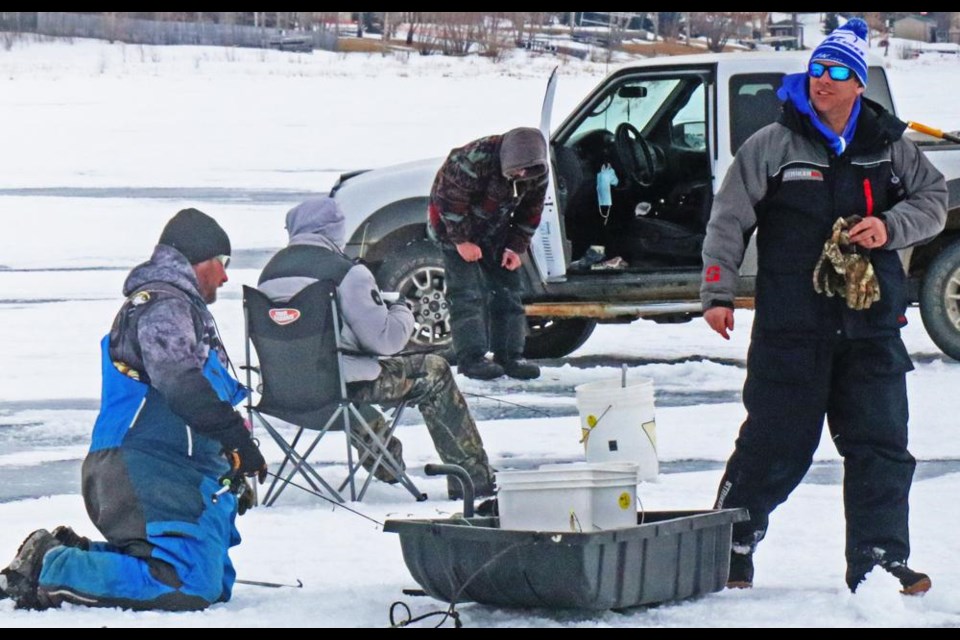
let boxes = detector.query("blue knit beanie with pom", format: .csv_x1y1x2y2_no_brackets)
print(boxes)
810,18,869,86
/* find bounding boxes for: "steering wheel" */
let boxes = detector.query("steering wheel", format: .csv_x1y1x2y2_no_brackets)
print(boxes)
615,122,658,187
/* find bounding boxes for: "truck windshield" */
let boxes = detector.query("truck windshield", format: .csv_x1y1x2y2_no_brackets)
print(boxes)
576,78,683,137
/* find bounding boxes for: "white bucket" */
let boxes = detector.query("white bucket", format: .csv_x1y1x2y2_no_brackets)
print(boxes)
496,462,638,532
575,377,658,482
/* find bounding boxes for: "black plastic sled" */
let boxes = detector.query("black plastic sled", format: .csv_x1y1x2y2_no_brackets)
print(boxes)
384,508,749,611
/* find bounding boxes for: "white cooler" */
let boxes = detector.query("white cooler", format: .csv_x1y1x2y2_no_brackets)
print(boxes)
496,463,639,532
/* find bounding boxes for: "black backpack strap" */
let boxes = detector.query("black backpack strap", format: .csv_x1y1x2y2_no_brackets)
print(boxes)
109,283,206,380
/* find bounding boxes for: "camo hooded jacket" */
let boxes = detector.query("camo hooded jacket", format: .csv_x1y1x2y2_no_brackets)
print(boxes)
428,134,548,254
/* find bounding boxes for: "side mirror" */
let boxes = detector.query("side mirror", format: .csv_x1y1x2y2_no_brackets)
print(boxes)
675,121,706,150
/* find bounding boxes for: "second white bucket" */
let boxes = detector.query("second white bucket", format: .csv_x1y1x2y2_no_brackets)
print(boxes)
575,376,658,482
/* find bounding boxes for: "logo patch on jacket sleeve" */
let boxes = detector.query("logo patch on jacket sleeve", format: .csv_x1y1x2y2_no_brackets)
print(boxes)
269,309,301,326
782,168,824,182
371,290,384,306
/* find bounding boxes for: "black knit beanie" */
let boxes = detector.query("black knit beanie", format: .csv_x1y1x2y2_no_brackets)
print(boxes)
500,127,548,180
159,208,231,265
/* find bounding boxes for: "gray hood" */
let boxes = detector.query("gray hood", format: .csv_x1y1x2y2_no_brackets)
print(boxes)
500,127,548,180
286,197,346,249
123,244,204,302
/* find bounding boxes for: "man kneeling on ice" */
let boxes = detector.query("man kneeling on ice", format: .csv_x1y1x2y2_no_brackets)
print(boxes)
0,209,266,611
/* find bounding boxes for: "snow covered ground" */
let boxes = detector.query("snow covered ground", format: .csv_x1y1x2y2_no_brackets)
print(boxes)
2,14,960,627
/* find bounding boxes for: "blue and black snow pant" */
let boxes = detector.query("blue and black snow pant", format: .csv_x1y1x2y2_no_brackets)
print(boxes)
714,334,916,585
35,336,245,611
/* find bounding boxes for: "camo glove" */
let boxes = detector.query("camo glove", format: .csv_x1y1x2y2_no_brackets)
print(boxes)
843,252,881,311
813,216,880,310
813,217,849,298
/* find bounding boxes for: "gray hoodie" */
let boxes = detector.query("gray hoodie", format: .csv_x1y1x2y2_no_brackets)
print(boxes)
258,198,415,382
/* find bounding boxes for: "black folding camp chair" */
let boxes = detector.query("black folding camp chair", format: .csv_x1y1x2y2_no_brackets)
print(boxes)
242,281,426,505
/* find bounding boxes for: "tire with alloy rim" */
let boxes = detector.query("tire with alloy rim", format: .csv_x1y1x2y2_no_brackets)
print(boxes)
523,317,597,359
378,241,453,353
920,240,960,361
378,240,599,361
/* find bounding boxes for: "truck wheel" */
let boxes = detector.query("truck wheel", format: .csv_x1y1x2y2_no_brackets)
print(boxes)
378,241,453,354
523,317,597,359
920,241,960,361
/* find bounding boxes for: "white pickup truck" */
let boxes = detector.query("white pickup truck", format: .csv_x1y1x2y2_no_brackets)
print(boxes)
330,51,960,360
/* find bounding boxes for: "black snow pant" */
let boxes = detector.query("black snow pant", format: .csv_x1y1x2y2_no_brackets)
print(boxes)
441,245,527,362
714,334,916,584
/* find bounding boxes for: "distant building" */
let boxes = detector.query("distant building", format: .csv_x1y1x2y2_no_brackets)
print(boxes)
739,16,803,52
893,15,938,43
768,18,804,49
575,12,653,32
949,12,960,44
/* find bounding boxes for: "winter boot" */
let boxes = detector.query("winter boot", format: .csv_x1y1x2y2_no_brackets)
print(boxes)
494,356,540,380
882,561,931,595
457,355,504,381
848,560,931,595
475,497,499,517
1,529,62,609
726,548,754,589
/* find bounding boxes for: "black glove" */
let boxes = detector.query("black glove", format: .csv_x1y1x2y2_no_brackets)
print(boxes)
236,478,256,516
226,436,268,484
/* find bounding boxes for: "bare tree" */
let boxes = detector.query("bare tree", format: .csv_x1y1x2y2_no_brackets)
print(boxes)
403,11,424,46
104,11,119,43
1,14,17,51
863,12,886,45
690,11,755,52
382,11,401,40
658,12,682,40
427,11,484,56
476,12,519,58
508,12,530,43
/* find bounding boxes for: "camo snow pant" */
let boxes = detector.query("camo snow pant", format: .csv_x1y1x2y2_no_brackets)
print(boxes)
348,353,495,499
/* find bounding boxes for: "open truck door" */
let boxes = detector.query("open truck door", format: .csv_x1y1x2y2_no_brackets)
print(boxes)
530,67,567,282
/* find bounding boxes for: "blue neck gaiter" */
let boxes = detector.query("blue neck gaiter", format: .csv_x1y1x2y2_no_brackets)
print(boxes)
777,72,860,156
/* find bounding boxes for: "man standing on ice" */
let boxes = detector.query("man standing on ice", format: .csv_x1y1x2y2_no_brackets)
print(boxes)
701,19,945,594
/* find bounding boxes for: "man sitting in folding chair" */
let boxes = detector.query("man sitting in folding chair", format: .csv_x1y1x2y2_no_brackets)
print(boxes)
257,197,497,501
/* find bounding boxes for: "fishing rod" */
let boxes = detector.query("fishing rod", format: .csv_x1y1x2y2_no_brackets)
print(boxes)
235,578,304,589
462,391,553,418
907,121,960,144
261,471,385,528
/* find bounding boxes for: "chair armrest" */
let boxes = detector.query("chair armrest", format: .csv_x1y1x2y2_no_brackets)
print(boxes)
239,365,263,394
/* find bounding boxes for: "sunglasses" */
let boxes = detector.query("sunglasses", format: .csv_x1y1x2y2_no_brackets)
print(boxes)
808,62,854,82
215,254,231,269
